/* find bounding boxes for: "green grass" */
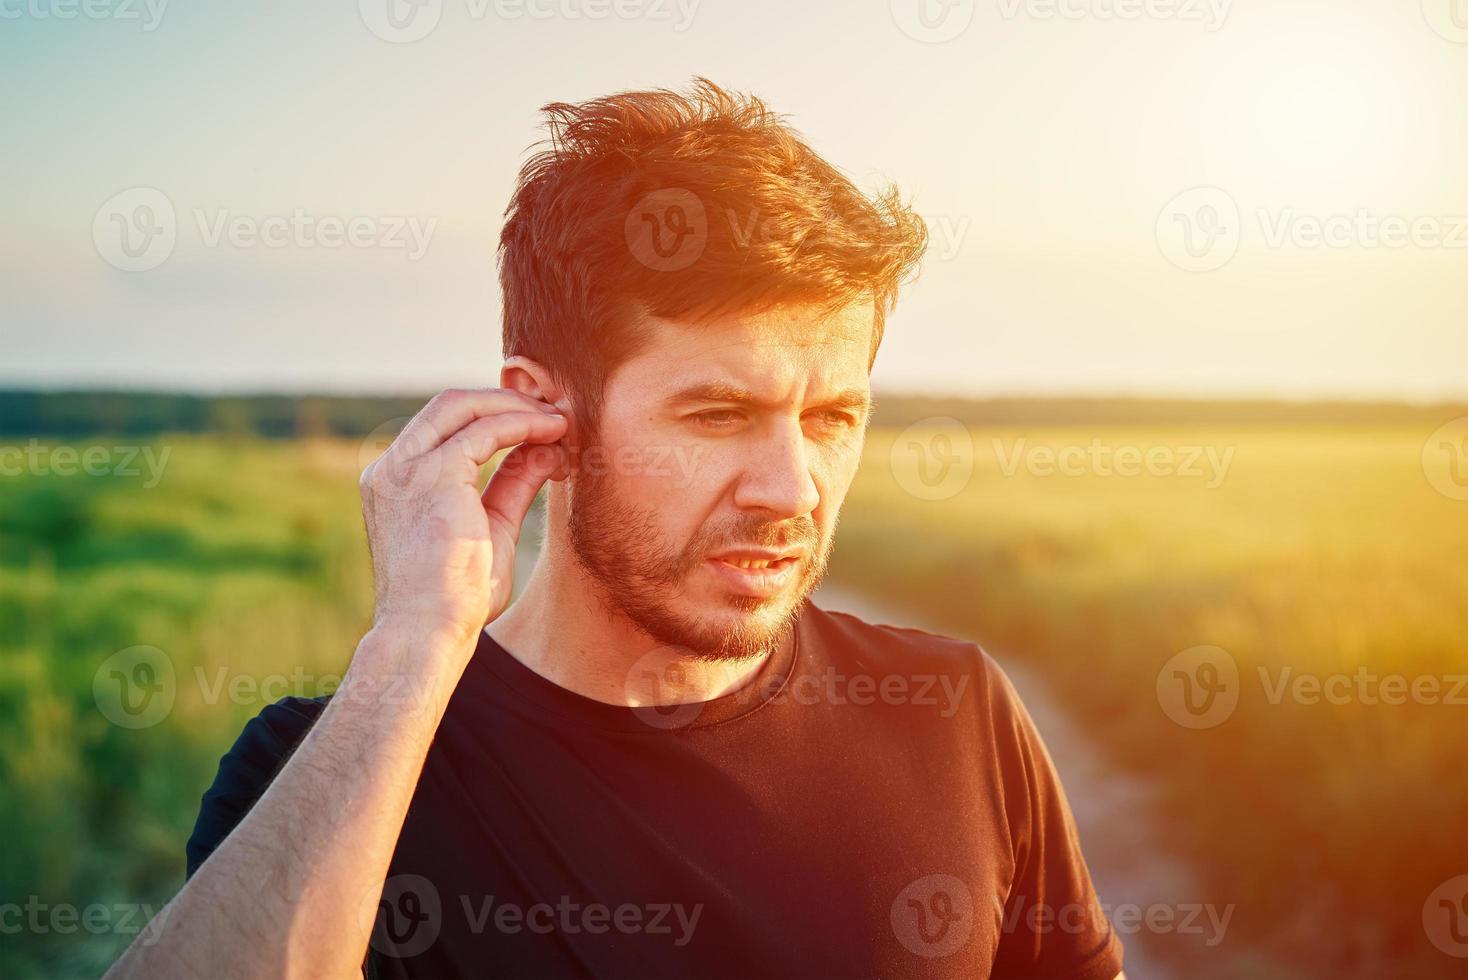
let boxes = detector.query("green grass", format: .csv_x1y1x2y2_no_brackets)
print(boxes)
0,435,373,977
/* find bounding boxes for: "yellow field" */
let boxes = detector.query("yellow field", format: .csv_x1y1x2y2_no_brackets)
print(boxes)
834,423,1468,977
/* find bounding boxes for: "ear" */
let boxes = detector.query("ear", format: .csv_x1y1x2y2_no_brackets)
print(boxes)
500,355,566,409
500,355,575,483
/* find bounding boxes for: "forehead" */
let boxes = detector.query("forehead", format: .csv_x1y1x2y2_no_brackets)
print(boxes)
609,300,876,404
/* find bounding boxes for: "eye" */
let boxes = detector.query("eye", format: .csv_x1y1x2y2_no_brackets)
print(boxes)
693,410,742,428
813,410,857,428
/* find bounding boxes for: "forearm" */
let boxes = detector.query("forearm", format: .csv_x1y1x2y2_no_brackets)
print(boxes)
106,623,476,980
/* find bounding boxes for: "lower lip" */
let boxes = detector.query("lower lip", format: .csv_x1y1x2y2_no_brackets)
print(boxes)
705,556,801,597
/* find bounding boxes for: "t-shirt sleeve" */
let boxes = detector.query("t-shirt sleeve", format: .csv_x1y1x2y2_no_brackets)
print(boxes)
982,652,1125,980
184,695,330,880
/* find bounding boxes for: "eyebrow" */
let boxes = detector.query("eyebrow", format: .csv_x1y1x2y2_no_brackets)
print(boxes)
665,381,873,414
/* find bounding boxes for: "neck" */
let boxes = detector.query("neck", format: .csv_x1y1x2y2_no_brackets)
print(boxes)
484,496,780,709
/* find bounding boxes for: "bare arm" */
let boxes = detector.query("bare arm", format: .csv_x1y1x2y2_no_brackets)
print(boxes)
107,624,471,978
105,388,571,980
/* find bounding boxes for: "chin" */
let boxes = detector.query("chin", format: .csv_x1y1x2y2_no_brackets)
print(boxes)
711,584,808,629
645,589,798,663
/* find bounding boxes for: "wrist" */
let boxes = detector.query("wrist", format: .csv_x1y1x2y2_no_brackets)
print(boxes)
368,613,485,655
338,621,482,720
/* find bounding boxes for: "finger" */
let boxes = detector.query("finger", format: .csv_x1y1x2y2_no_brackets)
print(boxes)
479,441,560,547
397,388,564,461
437,411,567,477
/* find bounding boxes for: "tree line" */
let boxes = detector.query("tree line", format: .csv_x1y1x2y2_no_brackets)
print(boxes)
1,388,1461,438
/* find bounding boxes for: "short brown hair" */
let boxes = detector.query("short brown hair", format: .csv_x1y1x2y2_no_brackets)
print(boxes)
498,77,927,433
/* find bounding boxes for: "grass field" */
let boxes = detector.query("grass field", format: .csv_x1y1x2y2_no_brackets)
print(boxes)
1,425,1464,976
0,436,373,977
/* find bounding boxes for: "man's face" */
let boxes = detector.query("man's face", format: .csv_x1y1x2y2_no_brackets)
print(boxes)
566,300,874,662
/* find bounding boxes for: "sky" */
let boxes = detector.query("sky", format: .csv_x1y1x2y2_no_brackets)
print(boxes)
4,0,1467,400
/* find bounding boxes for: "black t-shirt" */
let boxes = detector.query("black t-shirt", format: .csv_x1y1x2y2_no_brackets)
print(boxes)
186,601,1124,980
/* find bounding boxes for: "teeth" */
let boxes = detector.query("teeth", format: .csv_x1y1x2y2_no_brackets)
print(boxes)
726,558,774,569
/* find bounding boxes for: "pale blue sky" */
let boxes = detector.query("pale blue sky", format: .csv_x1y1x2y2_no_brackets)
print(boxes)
5,0,1467,399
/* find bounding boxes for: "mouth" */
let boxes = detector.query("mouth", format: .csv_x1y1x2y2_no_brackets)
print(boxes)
704,554,802,597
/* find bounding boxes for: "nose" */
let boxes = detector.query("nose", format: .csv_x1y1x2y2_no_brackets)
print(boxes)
731,417,821,520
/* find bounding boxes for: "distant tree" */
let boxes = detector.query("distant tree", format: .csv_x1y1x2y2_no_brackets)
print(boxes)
295,397,328,439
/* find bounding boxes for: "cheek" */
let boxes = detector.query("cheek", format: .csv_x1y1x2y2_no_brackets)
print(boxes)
603,444,726,540
814,439,863,497
611,443,712,497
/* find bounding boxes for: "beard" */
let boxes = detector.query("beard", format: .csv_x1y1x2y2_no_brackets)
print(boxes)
566,448,830,663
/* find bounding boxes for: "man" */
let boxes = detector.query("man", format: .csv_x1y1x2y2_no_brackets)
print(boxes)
107,78,1125,979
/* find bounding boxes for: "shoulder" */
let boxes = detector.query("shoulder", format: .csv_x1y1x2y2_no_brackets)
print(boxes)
803,600,1049,785
804,599,982,665
803,600,1027,714
184,695,331,878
